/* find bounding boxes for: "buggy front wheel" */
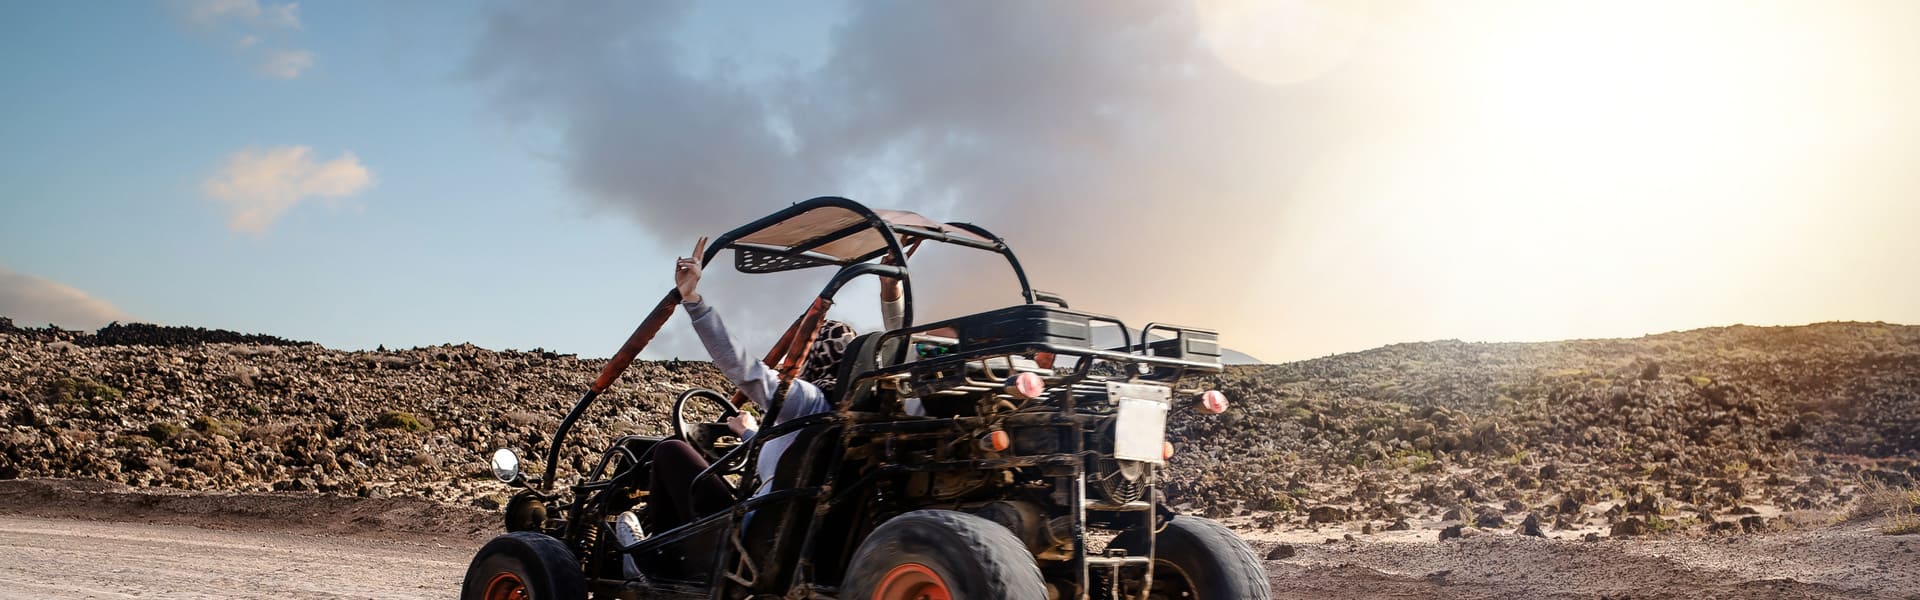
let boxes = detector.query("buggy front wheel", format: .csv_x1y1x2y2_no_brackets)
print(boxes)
842,509,1047,600
461,532,586,600
1112,514,1269,600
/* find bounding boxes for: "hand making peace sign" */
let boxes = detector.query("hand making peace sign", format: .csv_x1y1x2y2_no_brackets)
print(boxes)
675,236,709,303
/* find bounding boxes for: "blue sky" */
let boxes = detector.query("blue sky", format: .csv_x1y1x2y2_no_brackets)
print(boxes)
2,2,702,357
4,2,1918,363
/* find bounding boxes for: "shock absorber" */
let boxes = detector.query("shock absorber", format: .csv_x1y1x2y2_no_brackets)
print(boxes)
576,514,602,570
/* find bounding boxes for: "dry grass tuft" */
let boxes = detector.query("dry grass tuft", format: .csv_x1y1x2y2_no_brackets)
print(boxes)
1852,477,1920,535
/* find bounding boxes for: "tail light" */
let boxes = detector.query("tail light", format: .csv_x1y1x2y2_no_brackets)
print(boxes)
1162,441,1176,460
1196,390,1229,414
1007,372,1046,400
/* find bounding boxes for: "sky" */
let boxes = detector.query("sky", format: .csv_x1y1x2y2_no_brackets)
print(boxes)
2,0,1917,364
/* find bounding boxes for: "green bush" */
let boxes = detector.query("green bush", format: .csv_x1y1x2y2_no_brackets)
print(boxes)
376,411,431,432
49,376,122,405
111,434,155,449
144,422,184,442
190,415,237,437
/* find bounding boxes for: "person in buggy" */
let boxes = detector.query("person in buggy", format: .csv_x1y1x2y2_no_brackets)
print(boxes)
643,236,913,534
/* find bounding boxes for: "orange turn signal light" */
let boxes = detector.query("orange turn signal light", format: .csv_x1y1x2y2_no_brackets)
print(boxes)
981,430,1011,452
1197,390,1229,414
1033,352,1057,369
1162,441,1175,460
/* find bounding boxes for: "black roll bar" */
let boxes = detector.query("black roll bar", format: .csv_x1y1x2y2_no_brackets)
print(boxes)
540,196,1058,491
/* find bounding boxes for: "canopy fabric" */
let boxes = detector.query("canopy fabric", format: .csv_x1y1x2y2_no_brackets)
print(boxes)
732,205,985,262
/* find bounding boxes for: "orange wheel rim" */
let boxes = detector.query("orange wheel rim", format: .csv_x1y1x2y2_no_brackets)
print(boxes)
874,562,951,600
484,572,530,600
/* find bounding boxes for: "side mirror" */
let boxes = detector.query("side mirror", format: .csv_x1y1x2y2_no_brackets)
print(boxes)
490,448,522,483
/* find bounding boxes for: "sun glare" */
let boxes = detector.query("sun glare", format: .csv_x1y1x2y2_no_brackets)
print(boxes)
1232,2,1916,355
1192,0,1375,87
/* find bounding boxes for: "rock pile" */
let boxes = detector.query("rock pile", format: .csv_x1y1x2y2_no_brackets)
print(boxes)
1,318,313,348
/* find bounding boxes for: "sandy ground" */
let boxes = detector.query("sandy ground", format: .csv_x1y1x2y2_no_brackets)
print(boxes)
1252,524,1918,600
0,514,469,600
0,480,1913,599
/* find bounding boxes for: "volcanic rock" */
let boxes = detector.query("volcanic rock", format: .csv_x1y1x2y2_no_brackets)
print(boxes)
1611,518,1651,537
1265,544,1296,560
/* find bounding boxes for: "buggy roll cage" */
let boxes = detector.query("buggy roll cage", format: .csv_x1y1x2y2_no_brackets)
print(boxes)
514,196,1229,598
539,196,1039,486
535,195,1219,491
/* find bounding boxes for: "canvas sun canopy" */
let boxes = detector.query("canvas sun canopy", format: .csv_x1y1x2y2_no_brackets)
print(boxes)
726,204,991,273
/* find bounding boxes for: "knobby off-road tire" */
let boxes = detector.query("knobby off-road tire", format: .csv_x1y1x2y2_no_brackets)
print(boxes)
461,531,587,600
842,509,1048,600
1113,514,1269,600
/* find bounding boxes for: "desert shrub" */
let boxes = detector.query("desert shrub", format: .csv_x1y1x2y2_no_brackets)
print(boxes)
111,434,155,449
242,422,293,442
1851,477,1920,535
190,415,237,437
144,422,184,442
376,411,431,432
1722,461,1751,477
48,376,122,405
1647,513,1673,533
1394,448,1439,473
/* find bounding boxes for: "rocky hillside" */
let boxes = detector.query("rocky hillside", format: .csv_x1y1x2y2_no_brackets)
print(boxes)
4,317,1916,537
1167,322,1920,535
0,317,729,505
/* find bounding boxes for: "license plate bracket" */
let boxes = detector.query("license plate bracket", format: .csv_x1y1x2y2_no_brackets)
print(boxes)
1108,382,1170,464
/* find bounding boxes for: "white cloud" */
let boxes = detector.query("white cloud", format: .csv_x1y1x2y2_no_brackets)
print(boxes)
171,0,312,79
256,49,314,79
203,146,375,234
178,0,300,28
181,0,261,24
0,265,134,330
261,2,301,29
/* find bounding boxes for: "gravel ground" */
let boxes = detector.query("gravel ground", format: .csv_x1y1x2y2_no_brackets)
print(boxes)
0,515,469,600
0,480,1912,599
1255,523,1919,599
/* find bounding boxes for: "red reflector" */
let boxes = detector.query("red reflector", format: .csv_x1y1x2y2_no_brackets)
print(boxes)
1197,390,1228,414
1162,441,1175,460
982,430,1011,452
1034,352,1057,369
1007,372,1046,399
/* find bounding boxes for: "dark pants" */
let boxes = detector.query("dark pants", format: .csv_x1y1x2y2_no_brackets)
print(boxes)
647,440,734,533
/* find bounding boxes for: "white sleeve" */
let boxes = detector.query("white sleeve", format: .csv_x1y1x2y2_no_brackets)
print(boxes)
881,293,906,331
683,299,780,412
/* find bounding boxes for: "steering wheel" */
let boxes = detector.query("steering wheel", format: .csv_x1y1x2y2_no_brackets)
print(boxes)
672,388,742,463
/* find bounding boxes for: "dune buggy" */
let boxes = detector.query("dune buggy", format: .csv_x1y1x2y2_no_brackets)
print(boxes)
465,198,1266,599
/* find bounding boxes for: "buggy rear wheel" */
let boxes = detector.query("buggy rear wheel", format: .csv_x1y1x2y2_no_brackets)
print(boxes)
1112,515,1269,600
461,532,586,600
843,509,1046,600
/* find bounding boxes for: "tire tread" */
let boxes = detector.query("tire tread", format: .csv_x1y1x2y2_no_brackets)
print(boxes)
844,509,1046,600
1115,515,1268,600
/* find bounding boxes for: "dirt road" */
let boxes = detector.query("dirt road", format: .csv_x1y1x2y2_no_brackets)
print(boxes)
1252,524,1919,600
0,514,468,600
0,480,1912,599
5,515,1914,600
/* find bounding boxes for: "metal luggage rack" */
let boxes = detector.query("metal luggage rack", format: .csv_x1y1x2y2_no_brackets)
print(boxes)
847,307,1224,408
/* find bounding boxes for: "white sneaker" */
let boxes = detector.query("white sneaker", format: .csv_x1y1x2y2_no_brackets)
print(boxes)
613,511,646,579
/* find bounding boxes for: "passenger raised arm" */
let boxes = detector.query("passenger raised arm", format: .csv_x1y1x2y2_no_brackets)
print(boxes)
879,239,919,332
675,236,770,435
